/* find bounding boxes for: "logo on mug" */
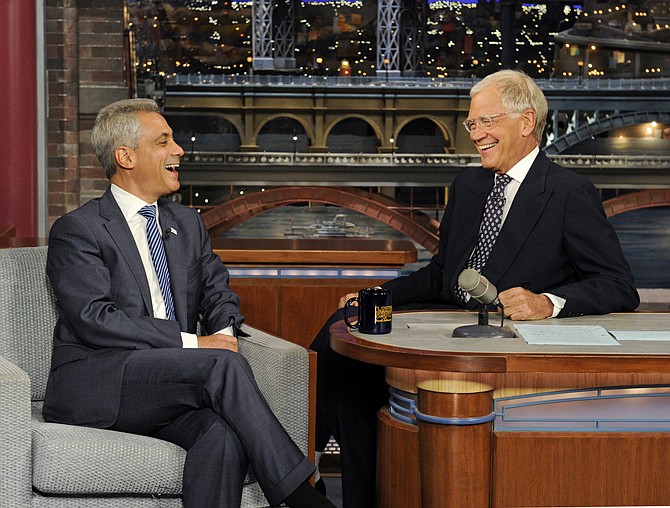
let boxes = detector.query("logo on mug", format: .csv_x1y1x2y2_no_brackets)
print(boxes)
375,305,392,323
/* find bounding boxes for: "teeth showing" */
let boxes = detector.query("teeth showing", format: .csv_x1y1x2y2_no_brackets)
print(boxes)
165,164,179,172
479,142,497,150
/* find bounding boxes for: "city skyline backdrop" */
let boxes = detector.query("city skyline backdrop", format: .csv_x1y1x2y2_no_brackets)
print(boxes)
127,0,669,83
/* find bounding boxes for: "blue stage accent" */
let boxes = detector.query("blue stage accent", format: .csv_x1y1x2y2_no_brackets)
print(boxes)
388,387,495,426
495,385,670,432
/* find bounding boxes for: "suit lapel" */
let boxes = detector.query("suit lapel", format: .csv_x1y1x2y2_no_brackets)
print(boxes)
99,189,154,316
158,202,188,326
453,169,494,278
484,152,553,283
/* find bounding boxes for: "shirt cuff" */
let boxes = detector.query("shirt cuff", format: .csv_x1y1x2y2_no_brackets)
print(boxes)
181,326,236,348
181,332,198,348
542,293,566,318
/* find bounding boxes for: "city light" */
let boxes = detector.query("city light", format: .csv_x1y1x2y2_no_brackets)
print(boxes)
127,1,667,82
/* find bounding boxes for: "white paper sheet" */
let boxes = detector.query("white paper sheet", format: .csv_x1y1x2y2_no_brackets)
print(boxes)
610,330,670,341
514,324,620,346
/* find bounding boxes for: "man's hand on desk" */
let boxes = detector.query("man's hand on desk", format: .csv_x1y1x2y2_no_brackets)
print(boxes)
499,287,553,321
197,333,239,352
339,292,359,308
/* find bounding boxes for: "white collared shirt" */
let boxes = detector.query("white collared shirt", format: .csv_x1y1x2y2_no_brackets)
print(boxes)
110,184,211,347
110,184,171,322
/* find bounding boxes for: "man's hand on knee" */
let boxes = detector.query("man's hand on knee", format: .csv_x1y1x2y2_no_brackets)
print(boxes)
197,333,239,352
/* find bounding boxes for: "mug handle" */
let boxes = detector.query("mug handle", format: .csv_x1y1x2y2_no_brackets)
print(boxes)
343,297,360,329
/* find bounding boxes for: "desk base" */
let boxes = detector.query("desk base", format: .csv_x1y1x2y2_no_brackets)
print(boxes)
494,432,670,506
378,369,670,507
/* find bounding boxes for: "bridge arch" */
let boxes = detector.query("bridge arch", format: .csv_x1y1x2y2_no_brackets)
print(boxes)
546,111,670,154
165,112,242,152
202,186,439,254
603,189,670,217
396,116,452,154
324,115,383,153
254,114,314,148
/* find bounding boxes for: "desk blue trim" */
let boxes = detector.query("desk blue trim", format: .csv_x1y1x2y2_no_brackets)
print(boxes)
495,385,670,432
388,387,495,426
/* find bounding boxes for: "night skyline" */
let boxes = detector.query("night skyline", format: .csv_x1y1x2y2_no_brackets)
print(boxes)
127,1,668,82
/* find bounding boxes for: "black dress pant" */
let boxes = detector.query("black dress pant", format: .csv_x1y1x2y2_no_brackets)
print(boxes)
311,303,457,508
311,307,387,508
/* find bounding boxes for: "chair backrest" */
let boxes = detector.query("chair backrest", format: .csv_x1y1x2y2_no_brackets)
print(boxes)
0,247,57,401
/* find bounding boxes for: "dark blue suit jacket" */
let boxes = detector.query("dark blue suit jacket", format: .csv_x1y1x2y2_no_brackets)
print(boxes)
43,188,243,427
383,151,639,317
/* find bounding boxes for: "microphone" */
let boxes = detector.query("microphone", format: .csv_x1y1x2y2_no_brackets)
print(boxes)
452,269,514,338
458,269,500,307
163,227,177,240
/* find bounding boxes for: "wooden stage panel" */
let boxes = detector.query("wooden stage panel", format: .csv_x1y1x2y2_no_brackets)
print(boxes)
377,409,421,508
213,238,417,267
493,432,670,507
230,278,390,348
219,238,417,347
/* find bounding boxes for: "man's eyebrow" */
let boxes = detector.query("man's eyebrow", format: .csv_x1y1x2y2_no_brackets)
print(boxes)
152,131,172,142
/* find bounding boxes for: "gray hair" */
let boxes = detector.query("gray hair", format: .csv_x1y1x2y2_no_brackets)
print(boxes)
90,98,160,179
470,70,547,144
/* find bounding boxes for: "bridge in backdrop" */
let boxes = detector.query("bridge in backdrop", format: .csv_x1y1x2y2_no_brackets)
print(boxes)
180,152,670,189
202,187,670,255
164,76,670,160
165,76,670,188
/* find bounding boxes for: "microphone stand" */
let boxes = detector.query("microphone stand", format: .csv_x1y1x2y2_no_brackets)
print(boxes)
452,303,515,338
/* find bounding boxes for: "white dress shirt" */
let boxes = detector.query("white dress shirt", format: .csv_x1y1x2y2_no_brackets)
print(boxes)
110,185,233,347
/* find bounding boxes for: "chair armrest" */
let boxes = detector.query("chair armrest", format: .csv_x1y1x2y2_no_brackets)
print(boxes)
0,355,32,504
238,328,310,456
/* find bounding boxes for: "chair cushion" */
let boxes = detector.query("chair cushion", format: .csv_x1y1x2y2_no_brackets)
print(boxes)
31,404,185,496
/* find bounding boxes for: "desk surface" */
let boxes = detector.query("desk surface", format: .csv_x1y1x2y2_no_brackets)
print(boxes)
330,310,670,374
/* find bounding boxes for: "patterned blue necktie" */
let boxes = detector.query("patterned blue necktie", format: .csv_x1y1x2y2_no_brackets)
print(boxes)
138,205,176,321
455,173,512,302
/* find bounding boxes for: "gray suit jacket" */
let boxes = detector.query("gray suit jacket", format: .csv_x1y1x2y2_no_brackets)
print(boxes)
43,188,243,427
384,151,640,317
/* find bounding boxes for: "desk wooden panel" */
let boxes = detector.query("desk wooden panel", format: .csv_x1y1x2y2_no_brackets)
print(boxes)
214,238,417,266
231,277,391,348
219,238,416,346
330,311,670,507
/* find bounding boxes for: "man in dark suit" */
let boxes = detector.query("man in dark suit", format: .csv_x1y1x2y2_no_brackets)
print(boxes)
44,98,335,508
310,70,640,507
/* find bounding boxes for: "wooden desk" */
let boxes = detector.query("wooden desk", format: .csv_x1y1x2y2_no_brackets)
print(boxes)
213,238,417,266
330,311,670,507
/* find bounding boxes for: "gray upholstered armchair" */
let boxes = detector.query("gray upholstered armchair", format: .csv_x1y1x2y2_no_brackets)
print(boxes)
0,246,312,507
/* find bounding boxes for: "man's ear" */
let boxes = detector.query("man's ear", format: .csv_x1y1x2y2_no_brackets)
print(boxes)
521,109,537,137
115,146,135,170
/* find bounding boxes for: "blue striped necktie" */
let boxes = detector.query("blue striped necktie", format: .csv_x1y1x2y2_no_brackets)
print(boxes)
138,205,176,321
